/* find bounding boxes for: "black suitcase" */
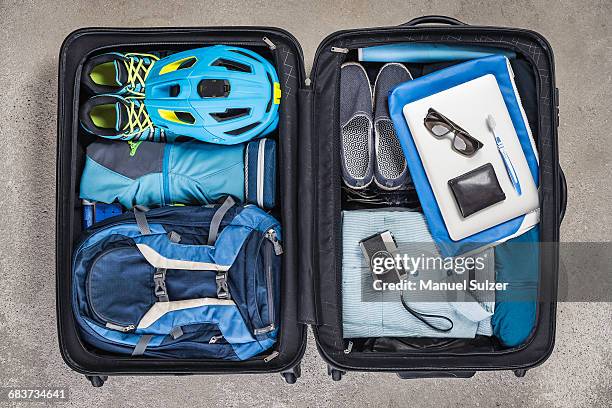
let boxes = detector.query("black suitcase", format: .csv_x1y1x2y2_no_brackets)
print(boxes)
56,15,567,387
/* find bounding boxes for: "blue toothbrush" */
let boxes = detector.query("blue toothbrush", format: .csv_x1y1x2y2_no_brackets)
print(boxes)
486,115,522,196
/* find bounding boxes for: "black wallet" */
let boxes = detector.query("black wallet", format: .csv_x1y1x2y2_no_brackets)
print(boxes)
448,163,506,218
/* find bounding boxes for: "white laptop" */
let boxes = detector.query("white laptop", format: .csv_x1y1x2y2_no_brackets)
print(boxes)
402,74,539,241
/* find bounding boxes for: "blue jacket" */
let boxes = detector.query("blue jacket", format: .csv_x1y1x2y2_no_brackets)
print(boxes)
80,140,244,208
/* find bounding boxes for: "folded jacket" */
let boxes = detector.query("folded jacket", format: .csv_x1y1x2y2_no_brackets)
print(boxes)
80,140,244,209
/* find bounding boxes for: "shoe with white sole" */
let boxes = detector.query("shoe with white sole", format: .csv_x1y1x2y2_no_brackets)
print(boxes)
373,63,412,191
339,62,374,190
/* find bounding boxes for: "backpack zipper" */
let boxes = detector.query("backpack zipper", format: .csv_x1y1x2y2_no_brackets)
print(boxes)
253,229,282,335
265,228,283,255
105,322,136,333
208,334,224,344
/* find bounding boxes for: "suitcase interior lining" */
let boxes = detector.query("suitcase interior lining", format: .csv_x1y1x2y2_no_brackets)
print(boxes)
58,30,306,374
309,31,554,370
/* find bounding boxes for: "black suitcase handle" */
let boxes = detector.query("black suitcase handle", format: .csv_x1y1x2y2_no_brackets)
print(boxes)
559,165,567,223
401,15,467,27
396,370,476,379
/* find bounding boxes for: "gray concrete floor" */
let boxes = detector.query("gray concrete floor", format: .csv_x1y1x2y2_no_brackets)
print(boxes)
0,0,610,407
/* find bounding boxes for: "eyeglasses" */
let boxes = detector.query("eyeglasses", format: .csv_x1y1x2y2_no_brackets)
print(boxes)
423,108,483,156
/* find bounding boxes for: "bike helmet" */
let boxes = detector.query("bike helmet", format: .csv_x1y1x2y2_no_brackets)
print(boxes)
144,45,280,144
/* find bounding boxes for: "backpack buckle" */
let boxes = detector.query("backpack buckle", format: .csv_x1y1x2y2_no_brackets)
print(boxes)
154,268,169,302
216,272,230,299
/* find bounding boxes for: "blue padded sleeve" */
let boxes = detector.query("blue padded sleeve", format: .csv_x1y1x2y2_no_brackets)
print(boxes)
388,55,539,257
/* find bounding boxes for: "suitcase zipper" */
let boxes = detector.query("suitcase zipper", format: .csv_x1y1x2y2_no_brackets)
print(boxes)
262,36,276,50
244,144,250,200
331,46,349,53
263,350,279,362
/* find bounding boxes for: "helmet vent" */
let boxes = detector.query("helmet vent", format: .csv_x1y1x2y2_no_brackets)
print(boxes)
225,121,260,136
211,58,251,73
159,56,197,75
229,49,258,60
210,108,251,122
177,57,196,70
197,79,230,98
169,85,180,97
175,111,196,124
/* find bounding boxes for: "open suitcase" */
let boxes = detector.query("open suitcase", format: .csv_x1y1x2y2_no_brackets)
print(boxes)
56,15,567,387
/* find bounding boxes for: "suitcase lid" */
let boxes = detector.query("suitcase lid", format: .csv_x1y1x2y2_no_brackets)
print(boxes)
299,16,564,375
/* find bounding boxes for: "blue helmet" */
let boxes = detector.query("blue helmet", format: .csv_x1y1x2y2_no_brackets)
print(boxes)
144,45,280,144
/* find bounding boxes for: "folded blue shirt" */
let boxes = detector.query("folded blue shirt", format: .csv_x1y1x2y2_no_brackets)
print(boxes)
342,209,494,339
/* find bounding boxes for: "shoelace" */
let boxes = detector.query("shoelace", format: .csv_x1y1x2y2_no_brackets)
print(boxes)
123,98,154,138
122,53,159,96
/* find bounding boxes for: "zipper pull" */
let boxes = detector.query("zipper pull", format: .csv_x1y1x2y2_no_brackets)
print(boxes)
331,47,349,54
105,322,136,333
265,229,283,255
209,335,223,344
343,340,353,354
263,37,277,50
304,78,312,87
254,324,275,335
264,350,280,362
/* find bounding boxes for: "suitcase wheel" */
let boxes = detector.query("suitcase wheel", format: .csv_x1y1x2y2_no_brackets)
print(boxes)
513,369,528,378
327,365,345,381
281,363,301,384
282,372,297,384
86,375,108,387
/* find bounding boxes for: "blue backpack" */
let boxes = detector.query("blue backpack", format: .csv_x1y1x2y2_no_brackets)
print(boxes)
72,198,282,360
